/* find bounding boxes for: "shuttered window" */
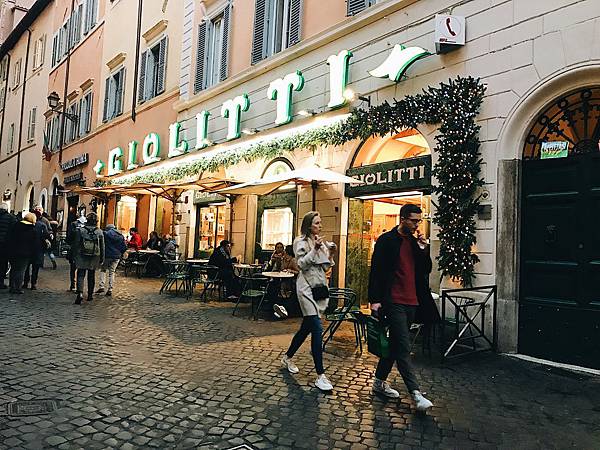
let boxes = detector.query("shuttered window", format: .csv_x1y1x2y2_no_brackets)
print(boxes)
138,37,168,103
78,91,93,136
27,107,37,142
103,68,125,122
347,0,379,16
251,0,302,64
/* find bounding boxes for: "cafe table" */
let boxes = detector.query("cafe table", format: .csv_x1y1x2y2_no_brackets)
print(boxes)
186,258,209,265
137,249,160,254
233,263,263,277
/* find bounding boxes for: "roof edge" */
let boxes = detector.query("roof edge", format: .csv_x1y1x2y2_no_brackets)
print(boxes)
0,0,52,58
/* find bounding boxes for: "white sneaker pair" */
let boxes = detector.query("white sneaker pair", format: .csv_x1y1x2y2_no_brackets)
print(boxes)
281,355,333,391
273,304,288,319
372,379,433,412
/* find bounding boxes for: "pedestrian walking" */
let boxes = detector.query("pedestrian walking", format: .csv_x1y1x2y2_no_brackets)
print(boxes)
0,203,16,289
7,212,37,294
23,209,51,290
96,224,126,296
42,212,58,269
66,215,86,291
368,204,440,413
281,211,336,392
72,213,104,304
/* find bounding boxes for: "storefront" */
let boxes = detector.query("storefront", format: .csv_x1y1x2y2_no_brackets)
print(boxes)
193,191,228,258
344,130,433,306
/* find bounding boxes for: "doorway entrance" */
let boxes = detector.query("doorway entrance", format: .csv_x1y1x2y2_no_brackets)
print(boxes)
519,87,600,368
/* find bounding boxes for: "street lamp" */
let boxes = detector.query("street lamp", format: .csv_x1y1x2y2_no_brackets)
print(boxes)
47,91,78,121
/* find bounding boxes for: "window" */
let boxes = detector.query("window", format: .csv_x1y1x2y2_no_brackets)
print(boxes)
347,0,381,16
51,2,90,67
7,123,14,153
49,115,60,151
64,102,79,143
0,58,8,110
116,196,137,234
138,37,167,103
33,35,47,69
194,5,231,93
83,0,98,35
261,207,294,249
103,67,125,121
78,90,93,136
251,0,302,64
27,107,37,142
12,58,21,88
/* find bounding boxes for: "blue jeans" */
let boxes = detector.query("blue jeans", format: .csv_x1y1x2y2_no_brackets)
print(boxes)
286,315,324,375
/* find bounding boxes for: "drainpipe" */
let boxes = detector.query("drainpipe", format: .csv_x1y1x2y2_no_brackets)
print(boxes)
58,0,76,164
14,28,32,205
0,53,11,160
131,0,143,122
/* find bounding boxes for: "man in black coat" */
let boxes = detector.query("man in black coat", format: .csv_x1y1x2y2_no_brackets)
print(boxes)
0,203,16,289
368,204,440,413
208,240,240,299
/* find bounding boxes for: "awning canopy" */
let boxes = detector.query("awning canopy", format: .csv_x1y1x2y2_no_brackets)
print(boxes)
216,166,361,196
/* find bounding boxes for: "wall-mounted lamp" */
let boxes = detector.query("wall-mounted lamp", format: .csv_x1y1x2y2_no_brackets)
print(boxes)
298,109,316,117
342,88,356,102
242,128,259,135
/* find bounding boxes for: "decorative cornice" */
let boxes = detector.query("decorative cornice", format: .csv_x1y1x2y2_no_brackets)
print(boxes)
80,78,94,92
142,20,168,43
106,52,126,70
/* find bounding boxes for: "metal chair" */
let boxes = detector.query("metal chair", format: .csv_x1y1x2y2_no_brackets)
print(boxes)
188,264,222,301
322,288,362,352
125,252,152,278
159,261,190,296
233,274,270,320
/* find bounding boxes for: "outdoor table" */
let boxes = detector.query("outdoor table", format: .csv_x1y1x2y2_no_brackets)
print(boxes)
137,249,160,254
260,271,295,279
234,263,263,277
187,259,209,264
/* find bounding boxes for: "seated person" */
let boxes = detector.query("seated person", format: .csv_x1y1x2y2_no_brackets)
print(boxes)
274,245,301,319
127,227,142,250
162,234,178,260
208,239,240,299
266,242,285,271
144,231,163,251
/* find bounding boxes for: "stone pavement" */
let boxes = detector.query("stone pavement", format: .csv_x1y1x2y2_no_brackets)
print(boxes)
1,260,599,450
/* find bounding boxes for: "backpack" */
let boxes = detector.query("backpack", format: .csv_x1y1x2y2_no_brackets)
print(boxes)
80,226,100,257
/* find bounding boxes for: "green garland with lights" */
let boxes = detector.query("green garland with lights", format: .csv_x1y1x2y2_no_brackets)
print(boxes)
109,76,484,285
334,76,486,286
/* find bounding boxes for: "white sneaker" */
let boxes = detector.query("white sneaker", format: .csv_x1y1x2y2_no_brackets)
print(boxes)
315,374,333,391
281,355,299,374
372,379,400,398
412,390,433,412
273,304,288,319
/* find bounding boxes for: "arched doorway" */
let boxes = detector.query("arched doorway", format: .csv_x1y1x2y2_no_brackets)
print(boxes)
519,86,600,369
255,158,296,262
23,184,35,212
50,178,60,219
345,129,432,305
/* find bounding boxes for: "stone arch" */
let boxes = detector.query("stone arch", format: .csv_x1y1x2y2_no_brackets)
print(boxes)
22,183,35,212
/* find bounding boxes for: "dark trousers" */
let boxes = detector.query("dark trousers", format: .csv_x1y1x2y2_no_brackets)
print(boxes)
77,269,95,297
69,261,77,288
221,270,241,297
9,258,28,290
286,315,324,375
0,253,8,286
375,303,420,393
23,263,41,287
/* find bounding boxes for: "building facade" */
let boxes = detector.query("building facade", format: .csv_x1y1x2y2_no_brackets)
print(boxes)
1,0,598,369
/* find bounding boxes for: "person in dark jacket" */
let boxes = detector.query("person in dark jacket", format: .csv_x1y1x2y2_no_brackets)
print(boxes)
368,204,440,413
144,231,163,251
208,239,240,299
66,215,86,291
72,213,105,304
7,212,37,294
0,203,17,289
96,224,126,296
23,209,51,290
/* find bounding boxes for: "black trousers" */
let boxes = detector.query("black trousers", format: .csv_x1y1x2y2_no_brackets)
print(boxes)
375,303,420,393
23,263,41,287
76,269,95,297
9,257,28,290
0,252,8,286
69,260,77,288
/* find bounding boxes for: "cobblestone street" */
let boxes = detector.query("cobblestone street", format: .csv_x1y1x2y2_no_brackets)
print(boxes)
1,260,599,450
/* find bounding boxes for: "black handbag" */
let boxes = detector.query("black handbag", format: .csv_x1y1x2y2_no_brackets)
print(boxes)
311,285,329,301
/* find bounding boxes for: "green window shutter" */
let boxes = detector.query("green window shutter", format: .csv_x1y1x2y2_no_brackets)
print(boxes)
86,92,93,133
347,0,368,16
138,50,147,103
220,4,231,81
116,68,125,115
102,77,110,122
288,0,302,47
194,22,207,93
251,0,267,65
156,37,168,95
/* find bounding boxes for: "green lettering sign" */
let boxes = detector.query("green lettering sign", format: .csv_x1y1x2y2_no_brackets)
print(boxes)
195,110,211,149
142,132,161,165
327,50,353,108
127,141,138,170
221,94,250,140
168,122,189,158
267,71,305,125
107,147,124,176
369,45,430,82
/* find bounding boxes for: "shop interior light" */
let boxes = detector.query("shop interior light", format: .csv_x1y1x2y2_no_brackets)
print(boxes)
343,88,356,102
298,109,315,117
356,191,423,200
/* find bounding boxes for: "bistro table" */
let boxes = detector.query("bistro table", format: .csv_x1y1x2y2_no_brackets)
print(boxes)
233,263,263,278
187,259,209,264
137,249,160,254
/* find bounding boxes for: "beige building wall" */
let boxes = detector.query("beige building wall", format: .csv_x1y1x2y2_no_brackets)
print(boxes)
0,4,52,213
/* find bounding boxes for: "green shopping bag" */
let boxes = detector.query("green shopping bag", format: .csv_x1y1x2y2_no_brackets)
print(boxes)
366,315,390,358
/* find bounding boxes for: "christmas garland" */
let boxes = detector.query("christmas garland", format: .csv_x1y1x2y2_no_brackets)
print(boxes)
334,76,486,286
109,76,485,285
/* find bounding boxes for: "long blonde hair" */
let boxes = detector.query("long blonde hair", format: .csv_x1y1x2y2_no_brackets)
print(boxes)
300,211,319,238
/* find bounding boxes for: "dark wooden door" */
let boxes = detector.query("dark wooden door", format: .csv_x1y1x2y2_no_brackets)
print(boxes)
519,152,600,368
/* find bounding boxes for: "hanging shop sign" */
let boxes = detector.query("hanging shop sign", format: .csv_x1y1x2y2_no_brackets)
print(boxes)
64,172,85,185
345,155,432,197
60,153,89,172
94,44,430,178
540,141,569,159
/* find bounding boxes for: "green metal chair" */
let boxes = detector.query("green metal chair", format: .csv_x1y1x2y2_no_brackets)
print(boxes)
159,261,190,296
322,288,362,352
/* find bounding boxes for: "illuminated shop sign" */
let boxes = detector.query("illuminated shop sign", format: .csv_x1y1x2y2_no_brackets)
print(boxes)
95,45,430,178
345,155,432,197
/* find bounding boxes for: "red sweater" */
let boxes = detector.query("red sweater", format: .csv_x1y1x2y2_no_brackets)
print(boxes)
127,233,142,250
390,237,418,305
